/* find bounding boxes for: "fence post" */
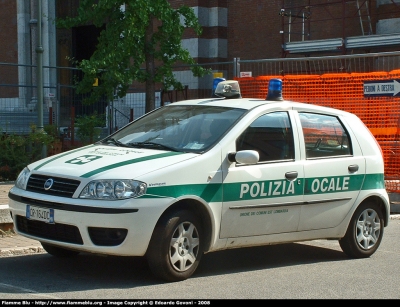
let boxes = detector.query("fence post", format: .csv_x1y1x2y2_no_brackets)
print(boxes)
233,57,241,78
57,83,61,128
71,106,75,146
49,107,53,125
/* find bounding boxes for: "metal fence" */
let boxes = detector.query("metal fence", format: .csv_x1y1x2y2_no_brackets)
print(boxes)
1,51,400,134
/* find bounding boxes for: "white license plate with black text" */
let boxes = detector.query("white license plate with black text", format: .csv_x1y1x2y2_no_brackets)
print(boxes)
26,205,55,223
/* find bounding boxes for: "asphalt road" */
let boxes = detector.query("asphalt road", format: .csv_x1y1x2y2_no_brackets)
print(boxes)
1,216,399,300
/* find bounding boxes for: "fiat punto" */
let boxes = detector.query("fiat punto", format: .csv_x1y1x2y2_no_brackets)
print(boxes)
8,79,390,282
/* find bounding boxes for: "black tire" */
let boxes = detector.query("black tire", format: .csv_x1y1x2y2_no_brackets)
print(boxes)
146,210,204,282
41,242,80,258
339,201,384,258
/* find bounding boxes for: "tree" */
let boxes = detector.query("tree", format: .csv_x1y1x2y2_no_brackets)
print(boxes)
57,0,209,112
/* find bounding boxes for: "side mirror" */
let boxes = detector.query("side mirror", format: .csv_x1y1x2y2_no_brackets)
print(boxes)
227,150,259,164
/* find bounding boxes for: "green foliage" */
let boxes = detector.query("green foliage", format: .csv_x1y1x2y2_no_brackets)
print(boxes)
75,112,106,145
44,124,60,140
56,0,211,109
0,134,27,180
0,126,56,181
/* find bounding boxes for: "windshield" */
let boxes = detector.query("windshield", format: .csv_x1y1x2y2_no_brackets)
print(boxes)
100,105,246,153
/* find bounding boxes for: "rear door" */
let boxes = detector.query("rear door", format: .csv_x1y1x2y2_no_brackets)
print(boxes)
297,112,365,231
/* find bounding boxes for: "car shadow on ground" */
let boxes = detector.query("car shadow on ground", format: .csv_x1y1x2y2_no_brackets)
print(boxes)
196,241,346,277
0,241,348,294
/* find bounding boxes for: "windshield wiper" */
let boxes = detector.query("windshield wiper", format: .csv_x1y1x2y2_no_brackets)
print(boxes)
128,142,180,152
102,138,128,147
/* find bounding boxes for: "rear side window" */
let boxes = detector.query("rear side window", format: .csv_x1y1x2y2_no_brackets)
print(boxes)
299,112,352,159
236,111,294,162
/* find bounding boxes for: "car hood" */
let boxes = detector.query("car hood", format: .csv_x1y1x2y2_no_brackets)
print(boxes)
29,144,196,179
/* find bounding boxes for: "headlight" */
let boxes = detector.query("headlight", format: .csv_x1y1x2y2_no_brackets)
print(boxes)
79,180,147,200
15,167,30,190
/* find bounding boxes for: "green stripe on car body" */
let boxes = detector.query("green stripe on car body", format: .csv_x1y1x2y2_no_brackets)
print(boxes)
304,174,364,195
360,173,385,189
144,173,384,202
80,152,183,178
34,145,95,170
223,179,304,201
146,183,222,203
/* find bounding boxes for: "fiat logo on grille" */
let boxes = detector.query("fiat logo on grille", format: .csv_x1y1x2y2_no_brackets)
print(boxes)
44,178,54,190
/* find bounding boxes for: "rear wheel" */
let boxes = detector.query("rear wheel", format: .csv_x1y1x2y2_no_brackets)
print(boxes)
146,210,204,282
41,242,80,258
339,202,384,258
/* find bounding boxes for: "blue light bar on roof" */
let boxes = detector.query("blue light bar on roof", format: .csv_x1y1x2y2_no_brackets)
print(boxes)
266,78,283,101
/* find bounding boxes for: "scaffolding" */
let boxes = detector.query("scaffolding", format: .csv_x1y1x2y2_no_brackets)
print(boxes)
281,0,400,56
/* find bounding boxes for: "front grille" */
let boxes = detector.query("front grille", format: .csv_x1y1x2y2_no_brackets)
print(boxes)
16,215,83,245
27,175,81,198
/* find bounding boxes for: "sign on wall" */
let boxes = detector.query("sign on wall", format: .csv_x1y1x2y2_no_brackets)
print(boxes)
240,72,252,77
364,80,400,97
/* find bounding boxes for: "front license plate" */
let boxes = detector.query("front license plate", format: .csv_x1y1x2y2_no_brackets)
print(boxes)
26,205,55,224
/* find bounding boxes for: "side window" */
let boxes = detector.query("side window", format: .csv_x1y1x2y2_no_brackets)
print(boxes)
236,111,294,162
299,112,352,159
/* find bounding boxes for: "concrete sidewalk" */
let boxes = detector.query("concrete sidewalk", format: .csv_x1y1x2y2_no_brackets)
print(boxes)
1,181,400,257
0,231,44,257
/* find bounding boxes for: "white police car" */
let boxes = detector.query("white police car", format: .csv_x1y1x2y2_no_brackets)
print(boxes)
8,79,390,282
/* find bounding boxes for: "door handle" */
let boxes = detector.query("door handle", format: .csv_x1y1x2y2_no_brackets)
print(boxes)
285,171,298,180
348,164,359,173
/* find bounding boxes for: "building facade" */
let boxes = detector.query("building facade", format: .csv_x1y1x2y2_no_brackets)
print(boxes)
5,1,400,68
1,0,400,115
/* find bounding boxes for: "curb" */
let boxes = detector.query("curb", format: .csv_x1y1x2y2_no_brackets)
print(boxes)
0,228,45,257
388,193,400,214
0,222,14,232
0,246,45,257
0,205,13,231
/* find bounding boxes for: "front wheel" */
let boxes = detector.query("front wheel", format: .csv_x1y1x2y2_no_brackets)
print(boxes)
41,242,80,258
339,202,384,258
146,210,204,282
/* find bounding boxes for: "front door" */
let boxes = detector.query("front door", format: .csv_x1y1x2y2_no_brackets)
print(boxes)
219,111,304,238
